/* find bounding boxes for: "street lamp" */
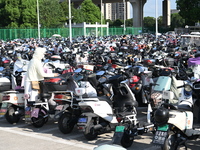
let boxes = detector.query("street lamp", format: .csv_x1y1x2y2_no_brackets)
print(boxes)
37,0,40,41
68,0,72,44
101,0,102,37
123,0,126,35
155,0,158,40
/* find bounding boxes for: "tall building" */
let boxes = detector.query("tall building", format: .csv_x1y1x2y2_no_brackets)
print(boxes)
102,2,131,21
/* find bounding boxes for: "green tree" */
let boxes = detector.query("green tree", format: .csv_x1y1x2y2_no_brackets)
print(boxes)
170,13,185,29
112,19,123,27
126,18,133,27
106,19,113,26
39,0,65,28
60,1,84,24
177,0,200,25
143,16,155,28
79,0,101,24
19,0,37,28
0,0,21,27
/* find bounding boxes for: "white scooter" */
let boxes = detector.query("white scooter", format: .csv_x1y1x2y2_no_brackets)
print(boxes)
0,59,29,123
76,70,153,148
152,79,200,150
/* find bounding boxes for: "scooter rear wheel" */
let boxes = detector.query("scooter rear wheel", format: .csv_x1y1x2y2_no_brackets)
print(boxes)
5,105,21,124
31,108,48,128
58,112,74,134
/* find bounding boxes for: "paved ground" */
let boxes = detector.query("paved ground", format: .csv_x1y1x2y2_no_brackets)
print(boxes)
0,107,199,150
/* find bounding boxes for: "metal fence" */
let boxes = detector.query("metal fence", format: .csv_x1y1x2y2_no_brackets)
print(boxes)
0,27,142,40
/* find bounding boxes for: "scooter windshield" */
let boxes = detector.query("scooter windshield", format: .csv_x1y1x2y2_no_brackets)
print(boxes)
154,76,171,92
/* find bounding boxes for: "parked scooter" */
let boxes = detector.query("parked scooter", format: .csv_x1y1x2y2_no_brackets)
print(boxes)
24,63,66,127
0,59,29,123
75,69,152,147
152,78,200,150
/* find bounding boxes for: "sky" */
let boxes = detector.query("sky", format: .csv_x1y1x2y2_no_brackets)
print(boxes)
129,0,177,18
143,0,177,17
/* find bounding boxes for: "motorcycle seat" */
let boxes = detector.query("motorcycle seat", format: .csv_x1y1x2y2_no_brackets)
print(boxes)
177,104,193,111
40,93,52,99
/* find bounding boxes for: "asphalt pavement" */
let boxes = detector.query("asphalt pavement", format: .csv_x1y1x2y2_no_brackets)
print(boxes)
0,107,199,150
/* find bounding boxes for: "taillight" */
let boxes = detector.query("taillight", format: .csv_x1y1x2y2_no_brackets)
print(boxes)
2,95,10,101
54,94,71,105
80,106,93,113
54,94,65,99
116,117,123,123
3,60,10,64
44,78,60,82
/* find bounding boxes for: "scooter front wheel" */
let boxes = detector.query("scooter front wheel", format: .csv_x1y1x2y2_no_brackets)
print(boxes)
5,105,21,124
84,119,98,140
58,112,74,134
120,131,134,148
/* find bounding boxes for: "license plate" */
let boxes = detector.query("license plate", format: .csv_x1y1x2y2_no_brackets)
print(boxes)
115,126,125,132
55,105,64,110
0,103,8,117
78,117,87,123
152,124,169,145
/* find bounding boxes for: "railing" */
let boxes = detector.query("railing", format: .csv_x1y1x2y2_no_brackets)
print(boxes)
0,27,142,40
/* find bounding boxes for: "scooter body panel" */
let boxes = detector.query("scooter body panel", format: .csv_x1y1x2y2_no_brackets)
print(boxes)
2,92,25,106
79,101,117,123
168,110,193,131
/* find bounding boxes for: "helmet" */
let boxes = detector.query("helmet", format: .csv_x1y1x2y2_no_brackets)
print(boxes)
154,107,169,126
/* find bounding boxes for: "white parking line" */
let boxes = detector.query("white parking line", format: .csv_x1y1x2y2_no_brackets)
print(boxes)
0,127,95,150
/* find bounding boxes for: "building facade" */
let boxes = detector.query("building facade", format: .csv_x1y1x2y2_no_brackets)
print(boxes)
102,2,131,21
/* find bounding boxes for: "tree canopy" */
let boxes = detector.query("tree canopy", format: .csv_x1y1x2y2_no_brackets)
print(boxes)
79,0,101,24
177,0,200,25
0,0,192,31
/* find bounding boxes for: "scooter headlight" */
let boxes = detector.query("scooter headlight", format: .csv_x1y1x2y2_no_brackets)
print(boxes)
184,84,192,92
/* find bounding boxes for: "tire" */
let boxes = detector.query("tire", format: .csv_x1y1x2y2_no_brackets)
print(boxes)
120,131,134,148
84,119,98,140
5,105,21,124
58,113,74,134
31,108,48,128
162,134,179,150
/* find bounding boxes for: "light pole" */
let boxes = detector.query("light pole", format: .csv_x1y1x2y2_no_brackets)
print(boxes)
68,0,72,43
37,0,40,41
101,0,102,37
155,0,158,40
123,0,126,35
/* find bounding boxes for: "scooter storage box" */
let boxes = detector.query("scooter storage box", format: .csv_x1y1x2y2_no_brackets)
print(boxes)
0,77,10,91
44,76,68,92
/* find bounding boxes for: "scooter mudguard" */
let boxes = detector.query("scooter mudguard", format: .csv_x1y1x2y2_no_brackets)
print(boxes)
152,124,169,146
